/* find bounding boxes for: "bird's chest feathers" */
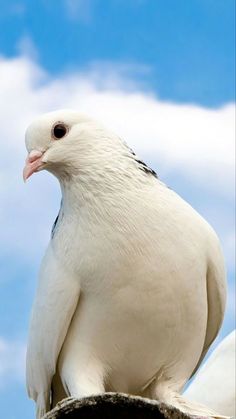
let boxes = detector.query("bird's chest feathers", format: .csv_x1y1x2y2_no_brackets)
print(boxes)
51,210,129,287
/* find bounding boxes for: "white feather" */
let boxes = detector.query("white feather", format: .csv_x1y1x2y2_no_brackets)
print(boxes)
184,330,235,418
26,245,80,417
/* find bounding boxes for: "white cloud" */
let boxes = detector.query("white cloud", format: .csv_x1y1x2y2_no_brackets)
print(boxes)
0,338,26,386
0,54,234,272
64,0,93,22
17,36,39,61
0,3,25,17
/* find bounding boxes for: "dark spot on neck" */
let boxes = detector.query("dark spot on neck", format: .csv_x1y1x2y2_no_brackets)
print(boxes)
127,145,158,178
51,200,63,239
134,158,158,177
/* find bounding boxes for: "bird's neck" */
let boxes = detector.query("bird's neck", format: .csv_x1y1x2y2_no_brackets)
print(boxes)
59,174,120,218
58,170,144,221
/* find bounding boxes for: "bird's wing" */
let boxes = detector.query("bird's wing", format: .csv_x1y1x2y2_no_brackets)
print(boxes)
192,239,227,377
26,244,80,417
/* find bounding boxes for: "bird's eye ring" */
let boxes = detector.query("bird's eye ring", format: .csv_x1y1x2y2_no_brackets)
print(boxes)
52,123,68,140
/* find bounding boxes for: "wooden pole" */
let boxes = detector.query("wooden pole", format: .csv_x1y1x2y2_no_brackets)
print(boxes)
43,393,202,418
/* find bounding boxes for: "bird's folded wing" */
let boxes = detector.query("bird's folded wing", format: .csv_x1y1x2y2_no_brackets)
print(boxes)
26,245,80,413
191,241,226,377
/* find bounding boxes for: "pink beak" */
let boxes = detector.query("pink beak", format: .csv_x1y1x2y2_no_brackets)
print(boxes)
23,150,44,181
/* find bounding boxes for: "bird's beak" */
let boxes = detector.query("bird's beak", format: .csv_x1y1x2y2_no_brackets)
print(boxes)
23,150,45,182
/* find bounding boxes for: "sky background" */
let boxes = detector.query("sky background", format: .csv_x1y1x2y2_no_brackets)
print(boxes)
0,1,235,418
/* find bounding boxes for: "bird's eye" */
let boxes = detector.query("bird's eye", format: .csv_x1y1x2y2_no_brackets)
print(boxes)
52,123,68,140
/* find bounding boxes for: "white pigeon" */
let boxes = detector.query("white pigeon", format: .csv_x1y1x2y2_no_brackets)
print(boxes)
24,110,227,419
184,330,236,418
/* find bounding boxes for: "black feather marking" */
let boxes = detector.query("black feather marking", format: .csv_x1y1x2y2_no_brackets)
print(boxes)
51,214,59,238
51,200,63,239
127,145,158,178
134,158,157,177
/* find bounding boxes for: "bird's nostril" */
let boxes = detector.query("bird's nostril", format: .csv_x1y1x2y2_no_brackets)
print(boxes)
28,150,43,163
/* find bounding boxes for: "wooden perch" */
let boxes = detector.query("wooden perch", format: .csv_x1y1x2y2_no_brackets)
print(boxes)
43,393,203,418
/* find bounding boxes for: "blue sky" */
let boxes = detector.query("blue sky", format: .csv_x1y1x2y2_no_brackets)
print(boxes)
0,1,235,418
0,0,235,105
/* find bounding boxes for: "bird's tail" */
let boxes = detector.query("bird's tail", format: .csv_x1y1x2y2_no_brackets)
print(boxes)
146,381,230,419
161,391,229,418
36,392,50,419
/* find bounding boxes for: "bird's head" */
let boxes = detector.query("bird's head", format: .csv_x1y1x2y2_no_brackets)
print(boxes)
23,109,124,182
23,109,157,198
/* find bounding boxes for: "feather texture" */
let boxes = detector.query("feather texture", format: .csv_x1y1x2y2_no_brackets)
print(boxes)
184,331,235,417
